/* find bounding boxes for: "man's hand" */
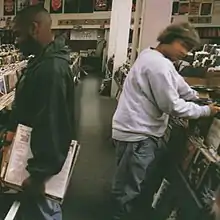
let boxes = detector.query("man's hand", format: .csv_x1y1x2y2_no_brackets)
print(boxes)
5,131,15,143
209,103,220,116
22,176,45,197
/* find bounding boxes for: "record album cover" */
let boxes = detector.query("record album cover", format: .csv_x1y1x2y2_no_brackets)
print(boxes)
4,0,15,16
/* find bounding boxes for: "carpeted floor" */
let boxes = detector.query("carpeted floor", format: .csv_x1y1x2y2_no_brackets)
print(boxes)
62,75,117,220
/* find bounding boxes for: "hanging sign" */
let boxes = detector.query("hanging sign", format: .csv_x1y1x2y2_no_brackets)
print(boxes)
70,30,98,41
4,0,15,16
50,0,62,13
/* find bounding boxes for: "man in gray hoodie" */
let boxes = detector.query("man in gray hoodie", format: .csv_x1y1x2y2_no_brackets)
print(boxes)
111,22,220,220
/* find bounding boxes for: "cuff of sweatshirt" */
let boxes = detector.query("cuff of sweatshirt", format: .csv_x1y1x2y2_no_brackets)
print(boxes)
200,105,211,117
192,90,199,100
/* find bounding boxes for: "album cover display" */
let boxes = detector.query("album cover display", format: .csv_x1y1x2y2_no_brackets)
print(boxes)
4,0,15,16
50,0,63,13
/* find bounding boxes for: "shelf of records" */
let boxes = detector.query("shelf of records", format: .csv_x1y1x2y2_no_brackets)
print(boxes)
0,60,27,96
0,44,23,67
161,115,220,218
70,52,88,84
175,44,220,96
114,62,131,101
99,55,131,97
99,55,114,96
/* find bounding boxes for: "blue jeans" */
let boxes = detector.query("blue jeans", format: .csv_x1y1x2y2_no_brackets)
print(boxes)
111,137,167,220
18,196,62,220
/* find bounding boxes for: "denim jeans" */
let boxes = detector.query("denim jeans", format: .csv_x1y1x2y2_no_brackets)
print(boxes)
111,137,167,220
18,196,62,220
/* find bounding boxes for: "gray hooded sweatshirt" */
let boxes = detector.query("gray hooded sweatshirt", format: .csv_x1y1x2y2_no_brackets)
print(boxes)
112,48,210,142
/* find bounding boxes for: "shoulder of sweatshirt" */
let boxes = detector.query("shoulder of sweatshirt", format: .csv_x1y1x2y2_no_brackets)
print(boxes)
137,48,175,77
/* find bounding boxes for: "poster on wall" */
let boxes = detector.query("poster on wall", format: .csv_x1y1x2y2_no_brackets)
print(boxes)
4,0,15,16
16,0,29,12
50,0,63,13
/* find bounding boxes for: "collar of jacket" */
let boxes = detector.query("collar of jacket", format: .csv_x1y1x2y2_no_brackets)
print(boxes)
27,36,71,69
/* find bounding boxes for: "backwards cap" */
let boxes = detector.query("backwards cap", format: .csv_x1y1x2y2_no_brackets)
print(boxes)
157,22,200,49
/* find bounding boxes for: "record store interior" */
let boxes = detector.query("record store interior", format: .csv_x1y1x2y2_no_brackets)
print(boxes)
2,0,220,220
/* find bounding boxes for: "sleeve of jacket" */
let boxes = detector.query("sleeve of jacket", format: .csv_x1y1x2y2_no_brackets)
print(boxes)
176,73,199,101
27,60,74,180
7,100,18,132
145,68,210,119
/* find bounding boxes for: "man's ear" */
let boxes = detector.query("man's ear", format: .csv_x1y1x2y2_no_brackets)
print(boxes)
29,21,39,37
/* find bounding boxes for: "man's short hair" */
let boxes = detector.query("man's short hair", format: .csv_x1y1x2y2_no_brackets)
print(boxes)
157,22,200,49
14,5,51,27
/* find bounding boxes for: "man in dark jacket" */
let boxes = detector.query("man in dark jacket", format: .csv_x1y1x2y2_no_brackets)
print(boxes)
5,5,75,220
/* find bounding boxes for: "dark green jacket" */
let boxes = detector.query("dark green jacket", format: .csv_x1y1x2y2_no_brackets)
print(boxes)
8,36,75,180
